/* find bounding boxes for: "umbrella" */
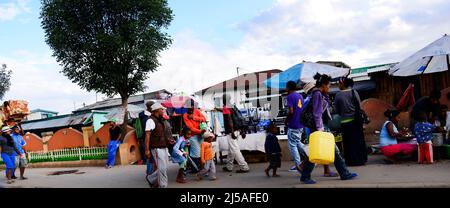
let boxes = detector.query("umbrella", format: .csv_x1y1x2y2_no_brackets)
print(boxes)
389,34,450,77
162,96,197,109
162,95,215,111
264,61,350,89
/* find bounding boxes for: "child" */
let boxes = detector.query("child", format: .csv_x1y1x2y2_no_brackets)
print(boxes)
172,128,192,183
198,132,217,181
264,122,282,177
415,112,443,164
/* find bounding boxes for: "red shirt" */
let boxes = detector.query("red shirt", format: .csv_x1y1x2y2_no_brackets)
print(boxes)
183,109,206,135
223,105,231,115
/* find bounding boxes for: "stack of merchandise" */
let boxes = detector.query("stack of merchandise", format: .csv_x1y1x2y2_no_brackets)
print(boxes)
1,100,30,125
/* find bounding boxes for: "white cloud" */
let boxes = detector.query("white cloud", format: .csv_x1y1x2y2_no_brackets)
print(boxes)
236,0,450,67
0,0,30,22
2,0,450,113
0,51,97,114
148,0,450,96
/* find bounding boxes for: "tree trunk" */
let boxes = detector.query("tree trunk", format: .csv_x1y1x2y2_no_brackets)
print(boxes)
120,96,129,142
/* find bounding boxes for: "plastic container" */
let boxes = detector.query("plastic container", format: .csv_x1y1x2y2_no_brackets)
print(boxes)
200,122,207,130
308,131,335,164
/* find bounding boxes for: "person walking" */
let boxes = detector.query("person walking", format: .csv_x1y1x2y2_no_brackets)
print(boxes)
220,94,249,173
1,126,21,184
11,125,28,180
183,99,206,173
145,103,172,188
285,81,307,173
302,81,339,177
198,131,217,181
334,77,367,166
138,101,155,163
105,118,122,169
172,128,191,183
264,122,282,177
300,73,358,184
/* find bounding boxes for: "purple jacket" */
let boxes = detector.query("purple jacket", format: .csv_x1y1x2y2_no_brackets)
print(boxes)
311,89,331,131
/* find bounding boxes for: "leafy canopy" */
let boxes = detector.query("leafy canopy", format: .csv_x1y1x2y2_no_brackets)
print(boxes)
41,0,173,99
0,64,12,100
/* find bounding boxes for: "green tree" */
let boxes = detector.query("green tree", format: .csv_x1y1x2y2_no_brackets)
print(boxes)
41,0,173,137
0,64,12,100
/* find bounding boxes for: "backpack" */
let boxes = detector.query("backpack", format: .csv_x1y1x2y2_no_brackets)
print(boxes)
300,96,316,131
231,105,248,131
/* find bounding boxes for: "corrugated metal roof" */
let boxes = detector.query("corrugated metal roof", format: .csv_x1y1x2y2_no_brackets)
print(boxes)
350,63,397,74
30,109,59,114
74,89,171,112
195,69,282,95
21,112,93,131
348,63,398,79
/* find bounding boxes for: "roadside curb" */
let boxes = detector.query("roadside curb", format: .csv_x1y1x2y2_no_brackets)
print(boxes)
1,160,107,169
294,182,450,188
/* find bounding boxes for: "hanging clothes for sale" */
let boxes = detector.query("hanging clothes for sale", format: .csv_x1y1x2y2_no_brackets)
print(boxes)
213,114,223,136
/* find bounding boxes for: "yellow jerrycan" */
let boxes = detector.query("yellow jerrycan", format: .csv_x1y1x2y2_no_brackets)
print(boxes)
308,131,335,164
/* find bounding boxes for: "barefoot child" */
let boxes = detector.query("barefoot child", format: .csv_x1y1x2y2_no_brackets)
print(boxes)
198,132,217,181
265,122,282,177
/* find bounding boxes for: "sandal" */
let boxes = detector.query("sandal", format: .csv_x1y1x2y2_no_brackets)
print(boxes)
323,171,339,177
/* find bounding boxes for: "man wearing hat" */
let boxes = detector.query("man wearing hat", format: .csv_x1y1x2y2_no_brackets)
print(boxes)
145,103,171,188
105,118,122,169
11,125,28,180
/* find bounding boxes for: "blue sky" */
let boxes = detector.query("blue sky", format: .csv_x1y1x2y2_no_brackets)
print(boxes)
1,0,450,114
1,0,274,55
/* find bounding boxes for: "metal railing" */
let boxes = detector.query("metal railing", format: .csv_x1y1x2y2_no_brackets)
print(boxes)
1,146,108,164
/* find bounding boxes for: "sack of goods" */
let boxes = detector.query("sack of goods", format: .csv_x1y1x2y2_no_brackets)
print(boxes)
5,100,30,120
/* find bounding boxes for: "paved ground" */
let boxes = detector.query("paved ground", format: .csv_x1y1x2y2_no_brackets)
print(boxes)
2,155,450,188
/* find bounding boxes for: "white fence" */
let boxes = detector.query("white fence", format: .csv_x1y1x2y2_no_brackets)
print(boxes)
1,147,108,163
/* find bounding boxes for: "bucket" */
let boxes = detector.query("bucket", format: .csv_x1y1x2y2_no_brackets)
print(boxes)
308,131,335,164
432,133,444,146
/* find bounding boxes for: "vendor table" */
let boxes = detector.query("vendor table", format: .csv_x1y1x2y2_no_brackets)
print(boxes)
213,133,288,153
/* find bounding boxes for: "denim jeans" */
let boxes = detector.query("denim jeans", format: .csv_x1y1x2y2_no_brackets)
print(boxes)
287,128,308,167
300,145,352,180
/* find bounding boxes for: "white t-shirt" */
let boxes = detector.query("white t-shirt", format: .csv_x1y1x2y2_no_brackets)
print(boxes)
145,119,156,132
